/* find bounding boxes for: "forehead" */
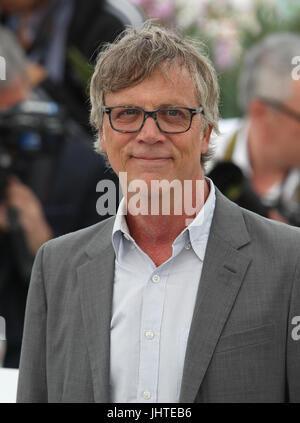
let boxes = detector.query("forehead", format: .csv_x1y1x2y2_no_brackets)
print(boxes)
105,63,198,107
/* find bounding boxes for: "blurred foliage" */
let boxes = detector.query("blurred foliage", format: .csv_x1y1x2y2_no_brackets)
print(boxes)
130,0,300,118
183,0,300,118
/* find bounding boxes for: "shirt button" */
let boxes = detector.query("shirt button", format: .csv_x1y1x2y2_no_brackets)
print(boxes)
185,242,191,250
123,233,130,241
145,330,155,340
152,274,160,283
142,391,151,400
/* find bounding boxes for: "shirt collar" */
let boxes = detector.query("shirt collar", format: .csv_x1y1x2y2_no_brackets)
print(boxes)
172,178,216,261
231,119,253,177
112,197,131,257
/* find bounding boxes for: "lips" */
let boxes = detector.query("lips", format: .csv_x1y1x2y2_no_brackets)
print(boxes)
130,156,172,169
131,155,171,160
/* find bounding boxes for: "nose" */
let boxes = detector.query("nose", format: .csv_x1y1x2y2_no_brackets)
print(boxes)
137,114,165,144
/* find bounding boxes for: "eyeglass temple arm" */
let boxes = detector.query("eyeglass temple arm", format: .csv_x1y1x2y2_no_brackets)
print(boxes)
192,107,204,115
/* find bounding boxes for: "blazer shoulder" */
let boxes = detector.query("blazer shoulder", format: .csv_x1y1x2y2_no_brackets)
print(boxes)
213,187,300,255
241,206,300,255
41,216,115,262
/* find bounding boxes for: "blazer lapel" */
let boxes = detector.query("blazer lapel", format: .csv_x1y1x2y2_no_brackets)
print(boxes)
78,218,115,403
179,189,252,403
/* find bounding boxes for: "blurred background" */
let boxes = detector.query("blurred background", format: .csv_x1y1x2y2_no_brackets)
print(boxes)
0,0,299,389
129,0,300,118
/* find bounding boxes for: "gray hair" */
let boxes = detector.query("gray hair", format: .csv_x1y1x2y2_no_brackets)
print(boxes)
90,20,220,170
238,32,300,112
0,25,27,87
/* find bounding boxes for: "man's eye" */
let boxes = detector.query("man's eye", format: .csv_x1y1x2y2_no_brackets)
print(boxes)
120,109,139,116
123,109,137,115
114,108,139,120
166,109,179,117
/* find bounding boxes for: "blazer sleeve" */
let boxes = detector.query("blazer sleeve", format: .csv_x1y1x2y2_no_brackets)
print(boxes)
17,244,48,403
287,257,300,403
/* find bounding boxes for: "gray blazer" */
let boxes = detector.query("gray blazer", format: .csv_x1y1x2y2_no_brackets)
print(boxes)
17,189,300,402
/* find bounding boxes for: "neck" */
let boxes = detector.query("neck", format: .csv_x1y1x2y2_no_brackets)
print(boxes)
125,178,210,256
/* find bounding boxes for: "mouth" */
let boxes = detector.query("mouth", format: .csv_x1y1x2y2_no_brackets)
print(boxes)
131,155,172,161
131,156,172,166
127,156,172,172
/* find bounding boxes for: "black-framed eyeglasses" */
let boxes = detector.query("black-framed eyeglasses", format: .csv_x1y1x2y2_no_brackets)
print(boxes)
103,105,204,134
259,97,300,123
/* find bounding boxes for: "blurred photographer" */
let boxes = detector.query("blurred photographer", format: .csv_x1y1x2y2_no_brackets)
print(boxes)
208,33,300,226
0,0,144,132
0,26,119,368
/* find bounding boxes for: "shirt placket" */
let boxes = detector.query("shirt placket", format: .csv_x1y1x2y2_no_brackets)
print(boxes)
137,268,168,402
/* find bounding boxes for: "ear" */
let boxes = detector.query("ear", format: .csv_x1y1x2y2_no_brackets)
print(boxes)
200,124,213,154
99,128,107,153
248,99,269,120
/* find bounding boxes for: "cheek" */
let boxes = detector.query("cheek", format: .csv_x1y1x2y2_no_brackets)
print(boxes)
275,120,299,145
200,137,209,154
186,136,205,158
100,132,129,171
291,123,300,137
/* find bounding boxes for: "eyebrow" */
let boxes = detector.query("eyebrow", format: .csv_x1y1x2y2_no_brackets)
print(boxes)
112,103,192,109
157,103,181,107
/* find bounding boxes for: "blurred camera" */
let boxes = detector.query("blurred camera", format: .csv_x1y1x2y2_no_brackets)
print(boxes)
0,99,66,201
209,162,300,227
278,170,300,227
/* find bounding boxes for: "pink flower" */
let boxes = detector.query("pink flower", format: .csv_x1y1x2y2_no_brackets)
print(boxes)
214,39,232,69
149,1,176,22
130,0,153,8
130,0,176,26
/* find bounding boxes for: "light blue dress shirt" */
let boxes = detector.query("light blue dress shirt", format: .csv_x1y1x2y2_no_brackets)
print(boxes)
110,180,216,403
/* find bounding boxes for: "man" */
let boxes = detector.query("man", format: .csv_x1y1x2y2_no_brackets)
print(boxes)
208,33,300,226
17,22,300,403
0,25,118,368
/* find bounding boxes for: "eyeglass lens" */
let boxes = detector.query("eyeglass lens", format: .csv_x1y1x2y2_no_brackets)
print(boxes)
109,107,192,132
